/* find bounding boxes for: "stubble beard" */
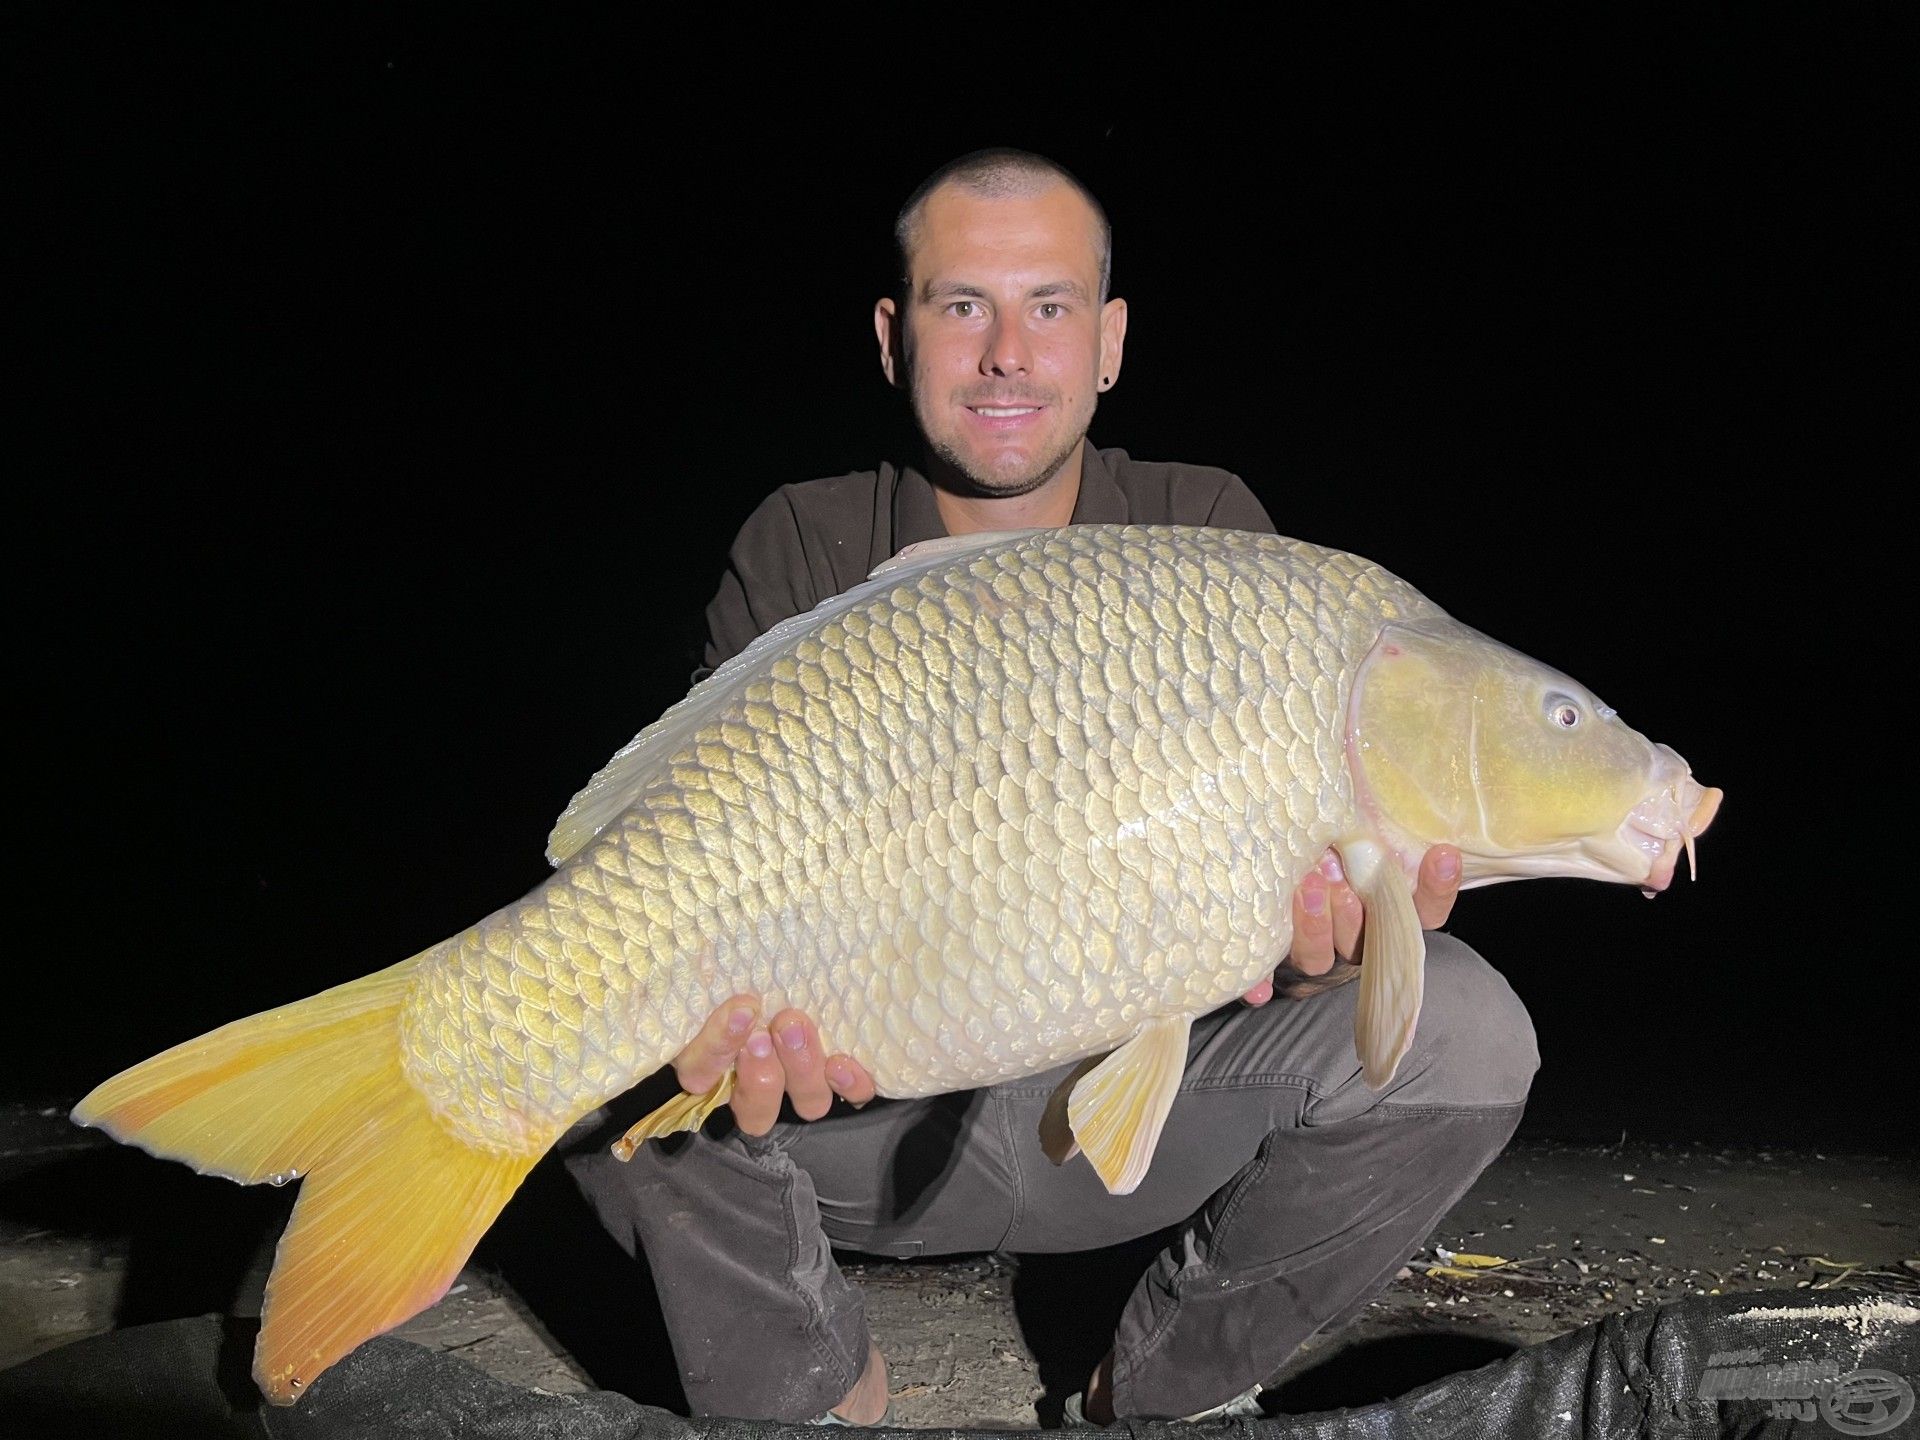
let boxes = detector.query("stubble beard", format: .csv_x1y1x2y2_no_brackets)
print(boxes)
925,425,1086,499
916,381,1095,500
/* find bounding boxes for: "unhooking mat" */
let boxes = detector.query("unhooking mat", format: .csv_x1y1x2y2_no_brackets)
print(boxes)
0,1290,1913,1438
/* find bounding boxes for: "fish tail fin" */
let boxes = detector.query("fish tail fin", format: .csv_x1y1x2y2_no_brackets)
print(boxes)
71,956,541,1405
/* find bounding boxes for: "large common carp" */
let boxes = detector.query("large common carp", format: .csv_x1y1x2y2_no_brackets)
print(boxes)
74,525,1720,1403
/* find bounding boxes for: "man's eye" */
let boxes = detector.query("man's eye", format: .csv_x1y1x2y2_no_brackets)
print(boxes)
950,301,976,318
1038,303,1062,319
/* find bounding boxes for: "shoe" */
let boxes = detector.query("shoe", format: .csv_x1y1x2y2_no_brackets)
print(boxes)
1185,1383,1266,1422
1059,1391,1098,1428
1059,1381,1264,1426
807,1338,889,1425
807,1406,890,1427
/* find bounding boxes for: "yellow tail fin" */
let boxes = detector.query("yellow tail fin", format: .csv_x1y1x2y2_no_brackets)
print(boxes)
70,957,540,1404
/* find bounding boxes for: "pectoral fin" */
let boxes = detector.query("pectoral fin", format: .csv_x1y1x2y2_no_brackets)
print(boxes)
1340,840,1427,1089
1064,1015,1191,1195
610,1071,736,1161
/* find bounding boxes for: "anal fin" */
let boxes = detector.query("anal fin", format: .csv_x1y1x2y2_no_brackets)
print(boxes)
611,1071,736,1161
1065,1015,1191,1195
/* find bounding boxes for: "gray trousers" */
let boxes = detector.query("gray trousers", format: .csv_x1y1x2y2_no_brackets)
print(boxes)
566,934,1538,1422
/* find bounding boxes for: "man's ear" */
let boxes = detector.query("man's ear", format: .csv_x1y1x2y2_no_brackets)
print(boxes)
1097,296,1129,392
874,296,906,390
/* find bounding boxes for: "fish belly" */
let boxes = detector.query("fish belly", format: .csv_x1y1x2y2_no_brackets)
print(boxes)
404,528,1439,1142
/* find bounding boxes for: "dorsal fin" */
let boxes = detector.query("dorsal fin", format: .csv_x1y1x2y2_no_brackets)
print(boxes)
866,528,1044,578
545,526,1055,865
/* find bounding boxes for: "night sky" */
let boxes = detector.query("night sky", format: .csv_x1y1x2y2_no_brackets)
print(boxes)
15,13,1906,1148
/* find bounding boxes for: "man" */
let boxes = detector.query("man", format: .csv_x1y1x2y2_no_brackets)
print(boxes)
567,151,1535,1425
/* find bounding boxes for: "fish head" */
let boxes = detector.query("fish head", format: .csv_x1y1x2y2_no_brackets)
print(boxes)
1347,619,1722,891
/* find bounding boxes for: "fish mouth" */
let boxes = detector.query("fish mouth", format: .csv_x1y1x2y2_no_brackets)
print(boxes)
1437,745,1724,893
1624,766,1724,894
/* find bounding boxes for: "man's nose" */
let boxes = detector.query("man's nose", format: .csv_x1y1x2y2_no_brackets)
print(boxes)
981,314,1031,377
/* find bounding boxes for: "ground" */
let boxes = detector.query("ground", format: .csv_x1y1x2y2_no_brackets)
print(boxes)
2,1102,1913,1428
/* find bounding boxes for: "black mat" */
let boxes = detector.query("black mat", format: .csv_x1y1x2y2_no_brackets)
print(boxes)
2,1291,1912,1439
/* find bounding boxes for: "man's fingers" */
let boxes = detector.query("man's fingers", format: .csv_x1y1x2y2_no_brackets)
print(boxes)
1414,844,1463,929
769,1009,835,1122
1240,975,1274,1007
731,1027,786,1136
1328,878,1364,960
671,993,760,1095
1305,850,1364,962
1288,870,1336,975
824,1054,877,1107
1285,846,1459,987
672,994,876,1134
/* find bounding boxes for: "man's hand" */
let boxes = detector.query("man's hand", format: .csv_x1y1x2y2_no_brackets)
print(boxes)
1243,844,1463,1005
672,995,876,1138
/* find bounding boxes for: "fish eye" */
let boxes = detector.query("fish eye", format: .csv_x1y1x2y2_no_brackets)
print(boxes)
1545,695,1583,730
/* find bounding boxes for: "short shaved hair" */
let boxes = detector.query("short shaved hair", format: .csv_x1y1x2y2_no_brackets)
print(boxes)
894,148,1113,302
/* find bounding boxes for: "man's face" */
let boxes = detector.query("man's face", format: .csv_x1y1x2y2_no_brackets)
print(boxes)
877,181,1127,496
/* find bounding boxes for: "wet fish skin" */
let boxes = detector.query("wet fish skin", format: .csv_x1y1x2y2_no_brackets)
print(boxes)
72,524,1717,1403
396,527,1436,1150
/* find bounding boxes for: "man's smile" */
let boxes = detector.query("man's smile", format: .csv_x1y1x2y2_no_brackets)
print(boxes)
964,400,1048,429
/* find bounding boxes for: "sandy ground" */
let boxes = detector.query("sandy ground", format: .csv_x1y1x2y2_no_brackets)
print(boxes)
2,1101,1913,1428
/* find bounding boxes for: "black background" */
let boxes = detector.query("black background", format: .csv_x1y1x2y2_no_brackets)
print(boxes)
13,11,1908,1147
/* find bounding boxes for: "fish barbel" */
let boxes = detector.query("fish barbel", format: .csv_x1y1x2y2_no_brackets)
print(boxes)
73,525,1721,1402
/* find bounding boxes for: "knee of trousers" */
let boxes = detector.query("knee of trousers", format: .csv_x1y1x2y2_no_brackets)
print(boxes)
1405,934,1539,1107
570,1128,788,1251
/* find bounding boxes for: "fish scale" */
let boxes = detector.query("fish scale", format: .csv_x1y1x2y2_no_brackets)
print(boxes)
74,522,1721,1404
397,527,1436,1154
